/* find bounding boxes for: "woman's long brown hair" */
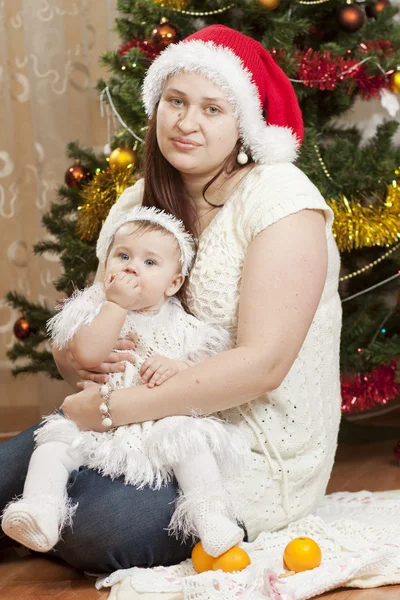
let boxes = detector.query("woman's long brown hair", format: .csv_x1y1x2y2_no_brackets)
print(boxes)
141,109,254,309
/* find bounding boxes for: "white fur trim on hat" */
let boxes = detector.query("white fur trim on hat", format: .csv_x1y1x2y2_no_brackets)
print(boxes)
96,206,195,276
142,40,298,165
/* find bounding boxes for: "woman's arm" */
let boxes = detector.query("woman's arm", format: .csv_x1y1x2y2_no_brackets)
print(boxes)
62,209,328,429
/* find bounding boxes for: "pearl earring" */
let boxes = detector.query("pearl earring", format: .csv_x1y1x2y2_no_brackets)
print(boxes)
237,147,249,165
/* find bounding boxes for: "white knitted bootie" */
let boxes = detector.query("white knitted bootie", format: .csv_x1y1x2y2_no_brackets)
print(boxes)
1,495,73,553
168,491,244,558
195,509,244,557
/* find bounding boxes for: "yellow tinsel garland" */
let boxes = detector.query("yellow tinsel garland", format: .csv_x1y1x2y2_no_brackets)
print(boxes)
328,182,400,253
153,0,189,8
76,167,137,243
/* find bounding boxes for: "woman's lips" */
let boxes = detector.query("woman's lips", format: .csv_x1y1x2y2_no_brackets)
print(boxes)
171,137,201,150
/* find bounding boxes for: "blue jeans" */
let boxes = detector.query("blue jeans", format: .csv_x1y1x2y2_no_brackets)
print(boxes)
0,421,195,572
0,421,247,572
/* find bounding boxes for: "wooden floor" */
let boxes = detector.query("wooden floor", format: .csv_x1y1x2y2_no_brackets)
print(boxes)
0,438,399,599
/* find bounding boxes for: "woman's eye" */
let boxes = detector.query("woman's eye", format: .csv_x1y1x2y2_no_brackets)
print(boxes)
144,259,156,266
206,106,220,115
170,98,183,107
119,253,129,261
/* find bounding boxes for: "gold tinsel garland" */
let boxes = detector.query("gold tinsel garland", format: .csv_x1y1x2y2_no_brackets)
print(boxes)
153,0,189,8
76,167,137,242
328,181,400,253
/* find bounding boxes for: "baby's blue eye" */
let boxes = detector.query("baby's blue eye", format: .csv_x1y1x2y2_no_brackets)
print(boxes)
144,259,156,266
119,253,129,261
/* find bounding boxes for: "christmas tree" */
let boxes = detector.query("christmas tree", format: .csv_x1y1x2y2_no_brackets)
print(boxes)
6,0,400,423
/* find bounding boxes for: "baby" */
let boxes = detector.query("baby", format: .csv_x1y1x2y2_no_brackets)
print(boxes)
2,206,249,559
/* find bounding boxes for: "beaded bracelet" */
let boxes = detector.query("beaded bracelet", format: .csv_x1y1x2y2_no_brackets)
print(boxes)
99,383,113,429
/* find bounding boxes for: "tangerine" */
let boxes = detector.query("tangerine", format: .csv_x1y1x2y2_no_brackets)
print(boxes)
283,537,322,573
191,541,215,573
212,545,251,573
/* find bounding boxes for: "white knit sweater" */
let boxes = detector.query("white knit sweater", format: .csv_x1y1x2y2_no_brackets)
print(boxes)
100,162,342,542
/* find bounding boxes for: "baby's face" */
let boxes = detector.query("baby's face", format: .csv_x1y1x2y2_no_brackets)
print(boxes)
105,223,183,311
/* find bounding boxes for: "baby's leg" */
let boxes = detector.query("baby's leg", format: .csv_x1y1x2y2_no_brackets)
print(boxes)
172,448,244,557
1,441,82,552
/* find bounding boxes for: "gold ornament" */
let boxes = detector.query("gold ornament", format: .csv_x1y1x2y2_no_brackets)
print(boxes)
391,71,400,94
328,182,400,252
258,0,280,9
153,0,189,8
108,146,138,170
76,167,137,242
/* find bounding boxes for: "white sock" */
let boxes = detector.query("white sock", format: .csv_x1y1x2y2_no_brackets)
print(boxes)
1,441,82,552
172,449,244,558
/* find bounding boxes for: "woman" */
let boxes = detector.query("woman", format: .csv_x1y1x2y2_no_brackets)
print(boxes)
0,25,342,573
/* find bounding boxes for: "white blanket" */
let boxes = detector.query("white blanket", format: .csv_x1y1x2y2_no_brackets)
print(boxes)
96,490,400,600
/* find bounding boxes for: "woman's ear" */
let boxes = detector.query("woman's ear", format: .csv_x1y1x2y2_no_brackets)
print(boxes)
166,274,185,297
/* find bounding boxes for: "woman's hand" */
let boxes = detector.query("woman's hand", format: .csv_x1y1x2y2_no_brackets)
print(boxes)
61,382,106,431
53,339,135,390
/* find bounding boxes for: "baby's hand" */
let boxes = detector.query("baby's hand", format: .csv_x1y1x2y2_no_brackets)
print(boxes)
140,355,189,388
104,272,139,310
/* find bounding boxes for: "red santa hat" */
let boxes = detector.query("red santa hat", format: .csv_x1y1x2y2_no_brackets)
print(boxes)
142,24,304,165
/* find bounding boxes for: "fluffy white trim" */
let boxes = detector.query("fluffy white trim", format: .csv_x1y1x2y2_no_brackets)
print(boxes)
184,321,233,365
142,40,298,164
96,205,195,276
167,487,244,544
144,415,251,481
47,284,105,350
34,413,81,447
71,430,159,489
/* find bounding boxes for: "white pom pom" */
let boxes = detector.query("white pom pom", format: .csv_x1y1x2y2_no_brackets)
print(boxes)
100,384,108,396
102,417,113,428
237,151,249,165
99,403,108,415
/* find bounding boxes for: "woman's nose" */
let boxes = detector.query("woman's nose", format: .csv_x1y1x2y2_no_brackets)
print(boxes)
177,106,200,132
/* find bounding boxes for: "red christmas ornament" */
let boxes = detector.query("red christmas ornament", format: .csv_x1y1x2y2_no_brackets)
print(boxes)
65,161,91,189
151,18,180,51
118,37,160,61
394,440,400,462
341,360,400,414
13,317,32,340
337,4,365,32
366,0,390,18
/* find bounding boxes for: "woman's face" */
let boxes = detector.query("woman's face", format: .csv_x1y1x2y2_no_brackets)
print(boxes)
156,72,239,177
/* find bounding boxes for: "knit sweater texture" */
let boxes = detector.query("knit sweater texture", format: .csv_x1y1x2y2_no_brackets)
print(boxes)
100,162,343,542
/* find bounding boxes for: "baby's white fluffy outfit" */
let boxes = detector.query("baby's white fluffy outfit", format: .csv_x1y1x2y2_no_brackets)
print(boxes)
2,288,249,556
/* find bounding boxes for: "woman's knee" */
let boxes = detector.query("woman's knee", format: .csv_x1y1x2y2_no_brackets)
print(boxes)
54,468,193,572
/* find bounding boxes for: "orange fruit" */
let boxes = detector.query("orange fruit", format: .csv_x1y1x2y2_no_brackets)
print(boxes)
212,545,251,573
191,541,215,573
283,537,322,573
